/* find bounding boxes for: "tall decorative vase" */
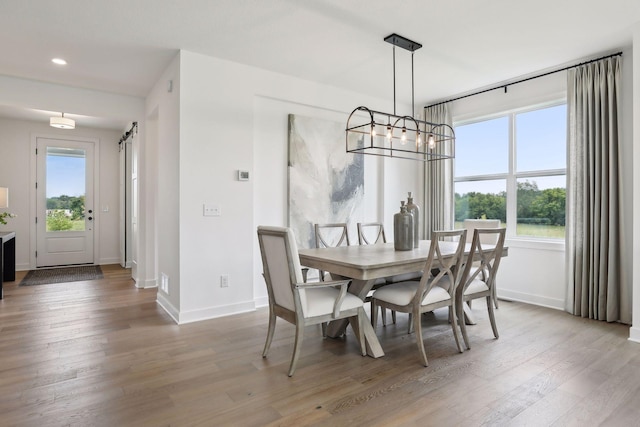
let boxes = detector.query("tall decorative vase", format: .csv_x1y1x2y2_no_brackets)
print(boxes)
394,201,414,251
406,192,420,248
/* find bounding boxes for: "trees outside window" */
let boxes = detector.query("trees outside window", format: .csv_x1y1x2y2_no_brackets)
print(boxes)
454,103,566,239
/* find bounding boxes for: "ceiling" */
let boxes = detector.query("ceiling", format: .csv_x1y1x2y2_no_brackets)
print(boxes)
1,0,639,129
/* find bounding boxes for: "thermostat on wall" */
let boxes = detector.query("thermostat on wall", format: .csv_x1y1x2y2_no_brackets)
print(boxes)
237,170,250,181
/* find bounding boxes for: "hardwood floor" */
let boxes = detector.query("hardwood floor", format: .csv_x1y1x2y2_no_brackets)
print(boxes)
1,265,638,426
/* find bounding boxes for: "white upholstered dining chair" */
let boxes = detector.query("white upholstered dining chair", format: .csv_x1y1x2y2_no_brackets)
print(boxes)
257,226,367,376
456,227,506,349
371,229,467,367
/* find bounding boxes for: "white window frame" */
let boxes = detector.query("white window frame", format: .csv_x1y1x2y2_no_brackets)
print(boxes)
453,100,566,248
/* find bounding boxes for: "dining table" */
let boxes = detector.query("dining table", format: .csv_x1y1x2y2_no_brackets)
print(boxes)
298,239,507,358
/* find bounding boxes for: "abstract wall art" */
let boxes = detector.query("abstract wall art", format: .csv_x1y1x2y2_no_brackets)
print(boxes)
288,114,364,249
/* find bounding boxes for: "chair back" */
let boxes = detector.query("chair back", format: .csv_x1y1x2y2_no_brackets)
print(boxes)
458,228,506,295
257,226,306,312
414,229,467,304
314,223,350,248
357,222,386,245
314,223,350,281
463,219,501,245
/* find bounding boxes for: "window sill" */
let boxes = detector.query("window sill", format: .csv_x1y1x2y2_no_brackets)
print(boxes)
505,237,565,252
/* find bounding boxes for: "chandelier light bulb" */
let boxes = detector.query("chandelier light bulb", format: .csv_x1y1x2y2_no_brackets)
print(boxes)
371,124,376,137
428,133,435,149
386,124,392,139
401,127,407,142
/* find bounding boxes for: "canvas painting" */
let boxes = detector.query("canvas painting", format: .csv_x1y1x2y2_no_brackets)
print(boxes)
288,114,364,250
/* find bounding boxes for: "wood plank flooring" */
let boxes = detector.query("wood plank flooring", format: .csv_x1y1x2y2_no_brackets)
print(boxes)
1,265,638,426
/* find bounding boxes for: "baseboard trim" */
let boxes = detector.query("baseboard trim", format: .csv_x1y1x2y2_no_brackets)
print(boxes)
498,288,565,311
156,293,179,324
254,296,269,309
135,278,157,289
175,301,257,324
16,263,30,272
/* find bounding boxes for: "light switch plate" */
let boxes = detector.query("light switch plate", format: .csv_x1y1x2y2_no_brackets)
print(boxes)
203,204,221,216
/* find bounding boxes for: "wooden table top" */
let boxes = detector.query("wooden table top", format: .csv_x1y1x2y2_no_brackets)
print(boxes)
298,240,507,281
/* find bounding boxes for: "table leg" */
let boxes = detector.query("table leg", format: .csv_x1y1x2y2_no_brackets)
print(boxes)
462,302,477,325
348,315,384,358
325,276,385,358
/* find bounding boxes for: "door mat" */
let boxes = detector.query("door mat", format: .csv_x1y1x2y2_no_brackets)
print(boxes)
19,265,104,286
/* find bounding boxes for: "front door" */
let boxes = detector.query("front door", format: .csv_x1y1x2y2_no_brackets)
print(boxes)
36,137,95,267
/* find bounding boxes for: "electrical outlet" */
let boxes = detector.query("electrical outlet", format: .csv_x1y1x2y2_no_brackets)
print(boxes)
160,273,169,293
220,274,229,288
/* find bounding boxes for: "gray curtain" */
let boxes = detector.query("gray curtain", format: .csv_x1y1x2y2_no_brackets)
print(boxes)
566,56,621,322
423,104,454,239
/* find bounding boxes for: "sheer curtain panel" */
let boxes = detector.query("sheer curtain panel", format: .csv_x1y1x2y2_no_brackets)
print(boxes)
424,104,454,239
566,56,622,322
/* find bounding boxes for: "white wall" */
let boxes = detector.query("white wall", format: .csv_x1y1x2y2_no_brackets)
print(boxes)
0,117,123,268
155,50,417,322
631,24,640,342
446,47,634,322
144,54,181,319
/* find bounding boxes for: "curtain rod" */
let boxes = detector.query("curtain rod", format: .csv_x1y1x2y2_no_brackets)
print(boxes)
424,51,623,110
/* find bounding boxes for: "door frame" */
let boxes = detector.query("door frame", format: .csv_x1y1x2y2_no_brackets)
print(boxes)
29,134,100,269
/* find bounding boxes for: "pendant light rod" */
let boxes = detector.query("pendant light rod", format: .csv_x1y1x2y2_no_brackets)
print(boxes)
384,33,422,116
411,51,415,115
392,45,396,115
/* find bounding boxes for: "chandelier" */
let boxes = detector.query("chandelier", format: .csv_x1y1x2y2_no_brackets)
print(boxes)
346,34,455,162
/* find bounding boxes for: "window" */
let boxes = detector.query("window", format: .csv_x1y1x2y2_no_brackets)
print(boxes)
454,103,566,240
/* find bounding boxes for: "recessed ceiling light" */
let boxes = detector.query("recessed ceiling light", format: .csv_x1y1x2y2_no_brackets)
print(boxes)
51,58,67,65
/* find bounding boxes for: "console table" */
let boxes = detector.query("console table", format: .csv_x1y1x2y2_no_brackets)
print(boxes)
0,231,16,299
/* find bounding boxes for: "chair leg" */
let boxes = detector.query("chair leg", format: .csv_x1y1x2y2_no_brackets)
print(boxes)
458,298,471,350
262,308,277,357
407,313,413,334
450,303,463,353
391,310,396,324
487,296,499,339
288,322,305,377
321,322,327,338
371,300,378,330
381,307,387,326
414,310,428,367
492,285,499,309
